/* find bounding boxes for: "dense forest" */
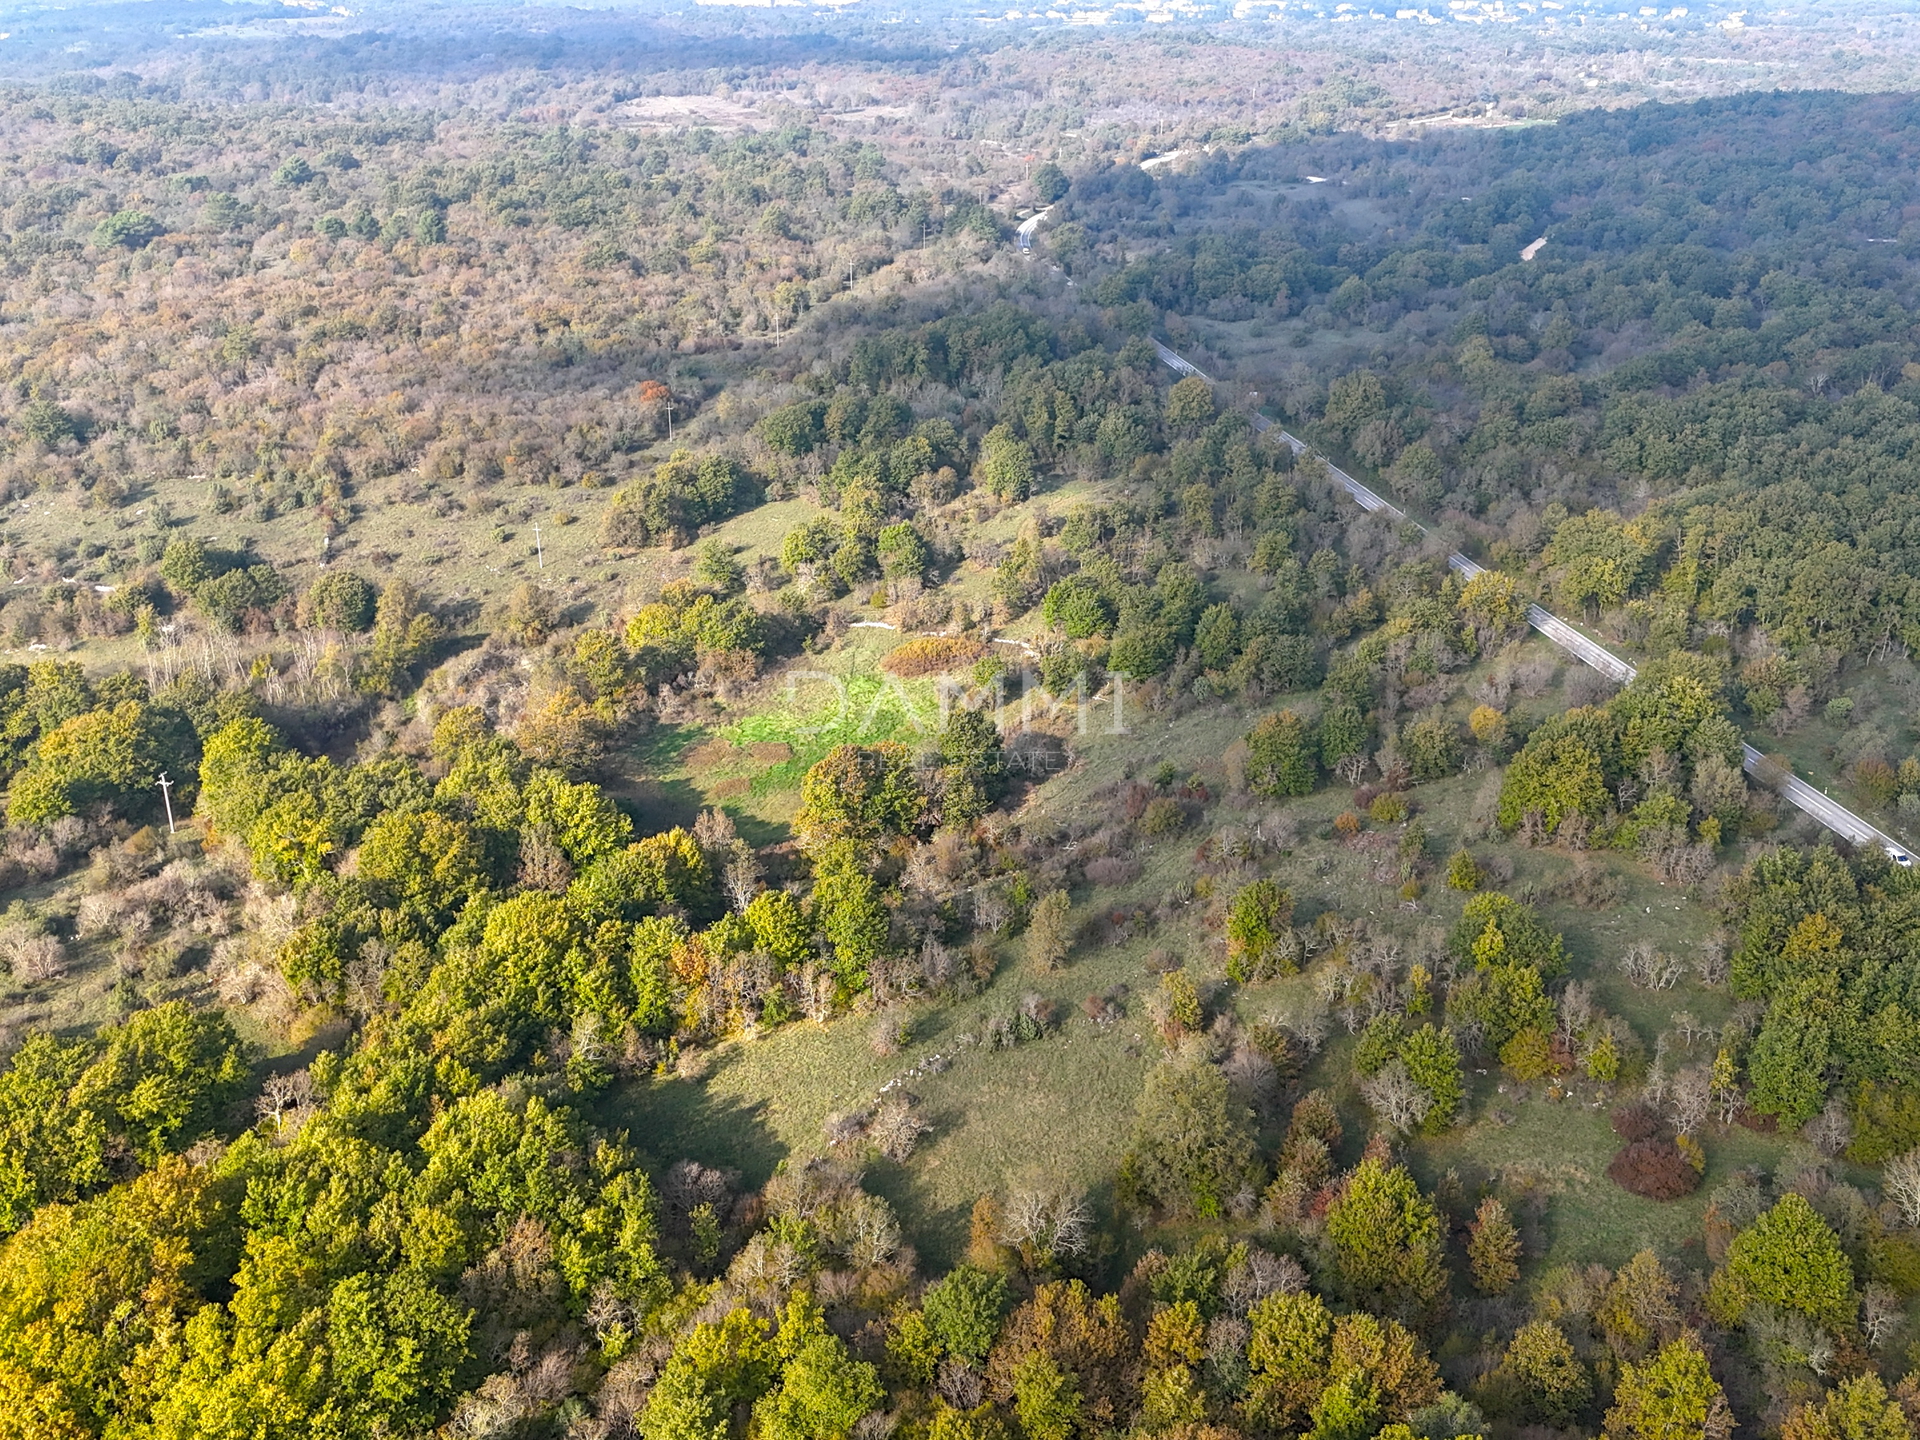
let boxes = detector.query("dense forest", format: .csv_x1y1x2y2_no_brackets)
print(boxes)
4,10,1920,1440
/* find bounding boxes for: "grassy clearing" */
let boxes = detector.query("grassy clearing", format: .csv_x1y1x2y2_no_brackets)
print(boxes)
609,908,1196,1269
1413,1090,1783,1272
616,629,957,838
610,621,1812,1272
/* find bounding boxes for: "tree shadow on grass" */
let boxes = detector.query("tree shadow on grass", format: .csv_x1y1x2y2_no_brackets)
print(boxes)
863,1157,979,1274
601,1060,788,1194
621,775,713,838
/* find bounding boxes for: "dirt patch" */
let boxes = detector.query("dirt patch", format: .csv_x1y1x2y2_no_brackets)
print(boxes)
711,777,753,799
747,742,793,764
686,738,740,772
614,94,767,132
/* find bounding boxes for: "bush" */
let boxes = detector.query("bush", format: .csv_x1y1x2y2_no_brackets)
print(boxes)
1225,879,1296,982
1140,797,1187,837
1025,891,1072,971
601,449,759,549
1499,1028,1553,1082
1445,850,1483,892
1368,793,1409,824
1119,1054,1263,1219
1611,1102,1662,1142
1607,1138,1702,1200
872,1012,913,1056
300,570,378,632
1247,711,1317,797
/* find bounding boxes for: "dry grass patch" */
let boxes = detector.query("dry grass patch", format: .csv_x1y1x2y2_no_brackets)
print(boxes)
881,635,985,678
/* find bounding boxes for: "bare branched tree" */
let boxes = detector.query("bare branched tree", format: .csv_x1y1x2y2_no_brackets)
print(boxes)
1621,940,1683,990
1884,1147,1920,1228
1694,935,1731,987
1803,1095,1853,1158
256,1069,315,1134
1645,1033,1673,1108
1000,1178,1092,1258
1360,1059,1434,1134
1558,979,1595,1045
868,1095,931,1162
1863,1284,1903,1349
1667,1064,1712,1137
724,849,763,913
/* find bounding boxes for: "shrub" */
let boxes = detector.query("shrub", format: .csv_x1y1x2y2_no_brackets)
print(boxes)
1025,891,1072,972
1611,1103,1662,1143
1585,1032,1621,1082
300,570,378,632
873,1012,913,1056
1445,850,1483,892
1468,705,1509,748
868,1096,931,1162
1368,793,1409,824
1499,1027,1553,1082
1083,856,1141,888
1607,1138,1702,1201
1160,970,1202,1032
1225,880,1296,983
1140,798,1187,837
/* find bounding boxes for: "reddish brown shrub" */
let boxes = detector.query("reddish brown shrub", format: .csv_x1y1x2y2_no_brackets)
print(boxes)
1084,856,1142,888
1611,1102,1662,1143
1607,1138,1701,1200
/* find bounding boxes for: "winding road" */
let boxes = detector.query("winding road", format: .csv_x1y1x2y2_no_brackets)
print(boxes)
1147,339,1914,866
1015,206,1053,252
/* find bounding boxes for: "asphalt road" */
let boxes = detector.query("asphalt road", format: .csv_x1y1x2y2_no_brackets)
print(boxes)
1143,337,1912,866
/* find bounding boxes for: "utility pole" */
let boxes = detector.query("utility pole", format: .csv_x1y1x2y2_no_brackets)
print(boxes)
666,401,676,439
533,520,544,571
157,772,176,835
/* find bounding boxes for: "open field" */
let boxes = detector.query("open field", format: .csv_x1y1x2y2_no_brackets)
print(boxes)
611,619,1803,1275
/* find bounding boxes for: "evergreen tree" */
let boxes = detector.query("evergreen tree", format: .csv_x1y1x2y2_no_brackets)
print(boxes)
1465,1198,1521,1296
1248,710,1318,797
1709,1193,1855,1332
940,707,1006,828
1325,1159,1448,1322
